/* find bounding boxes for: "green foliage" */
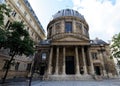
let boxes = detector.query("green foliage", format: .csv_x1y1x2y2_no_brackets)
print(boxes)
0,4,11,26
111,33,120,58
0,3,34,83
6,21,35,56
0,4,10,48
0,28,7,48
1,21,35,83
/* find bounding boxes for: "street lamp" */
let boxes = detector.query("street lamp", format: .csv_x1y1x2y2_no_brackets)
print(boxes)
28,55,36,86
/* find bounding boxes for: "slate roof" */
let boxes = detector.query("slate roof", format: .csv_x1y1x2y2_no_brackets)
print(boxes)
39,39,51,45
90,39,108,45
52,9,85,21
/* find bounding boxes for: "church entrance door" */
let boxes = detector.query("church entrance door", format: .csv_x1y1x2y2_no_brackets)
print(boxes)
65,56,75,74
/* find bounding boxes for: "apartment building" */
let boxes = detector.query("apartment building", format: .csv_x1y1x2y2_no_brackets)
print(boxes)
0,0,46,79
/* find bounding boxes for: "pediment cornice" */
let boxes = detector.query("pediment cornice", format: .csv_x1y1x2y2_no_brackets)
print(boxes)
51,33,89,42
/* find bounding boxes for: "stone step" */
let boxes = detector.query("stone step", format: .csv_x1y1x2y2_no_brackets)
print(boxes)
94,75,102,80
45,75,94,80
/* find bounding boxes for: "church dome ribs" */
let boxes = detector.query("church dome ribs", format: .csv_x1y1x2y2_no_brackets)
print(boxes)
53,9,85,21
47,9,89,42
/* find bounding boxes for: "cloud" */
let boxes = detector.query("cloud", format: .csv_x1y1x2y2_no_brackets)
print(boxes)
57,0,63,2
97,0,116,5
72,0,120,41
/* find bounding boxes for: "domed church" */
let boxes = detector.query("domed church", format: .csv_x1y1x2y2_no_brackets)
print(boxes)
35,9,117,80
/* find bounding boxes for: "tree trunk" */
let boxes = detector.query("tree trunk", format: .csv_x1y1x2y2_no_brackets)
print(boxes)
2,53,15,84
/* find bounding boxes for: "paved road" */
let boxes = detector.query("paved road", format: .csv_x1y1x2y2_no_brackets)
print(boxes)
0,79,120,86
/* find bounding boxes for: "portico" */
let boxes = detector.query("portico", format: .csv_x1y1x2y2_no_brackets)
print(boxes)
47,46,94,78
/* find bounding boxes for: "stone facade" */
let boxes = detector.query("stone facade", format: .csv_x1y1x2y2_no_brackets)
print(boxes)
0,0,45,80
35,9,117,80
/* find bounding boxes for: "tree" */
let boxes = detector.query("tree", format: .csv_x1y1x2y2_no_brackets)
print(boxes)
2,21,35,83
0,4,10,26
111,33,120,58
111,33,120,74
0,28,7,48
0,4,10,48
0,4,34,84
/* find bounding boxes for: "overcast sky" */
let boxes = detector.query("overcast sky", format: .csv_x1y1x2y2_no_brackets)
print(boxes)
28,0,120,42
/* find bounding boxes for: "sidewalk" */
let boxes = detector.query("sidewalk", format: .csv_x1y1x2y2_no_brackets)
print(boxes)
0,79,120,86
0,77,27,83
0,78,120,86
0,77,39,86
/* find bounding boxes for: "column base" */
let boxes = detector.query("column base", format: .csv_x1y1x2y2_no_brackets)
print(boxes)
75,73,81,76
83,73,89,76
62,73,66,75
54,73,58,75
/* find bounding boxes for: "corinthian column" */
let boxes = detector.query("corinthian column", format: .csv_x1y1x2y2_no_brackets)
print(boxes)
75,46,80,75
62,47,66,75
55,47,59,74
48,47,53,74
88,48,94,75
82,46,87,75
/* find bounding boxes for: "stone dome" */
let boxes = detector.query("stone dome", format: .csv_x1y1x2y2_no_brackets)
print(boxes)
52,9,85,21
47,9,89,41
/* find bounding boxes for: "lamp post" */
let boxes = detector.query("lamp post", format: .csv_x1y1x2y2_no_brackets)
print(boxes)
28,57,35,86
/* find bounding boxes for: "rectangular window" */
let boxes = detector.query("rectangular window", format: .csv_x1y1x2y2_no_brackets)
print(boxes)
5,20,11,30
15,62,20,70
5,20,10,28
7,22,12,30
24,11,27,16
27,27,29,31
92,52,97,59
26,63,31,71
2,60,9,70
17,1,21,7
11,10,17,17
42,53,46,60
65,22,72,33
